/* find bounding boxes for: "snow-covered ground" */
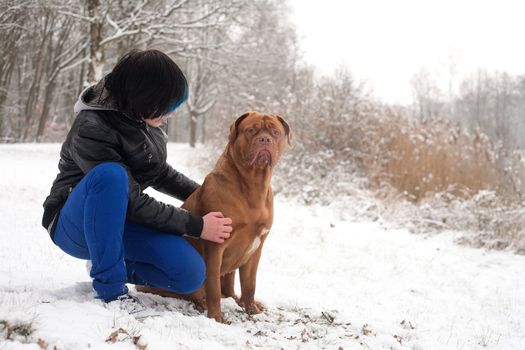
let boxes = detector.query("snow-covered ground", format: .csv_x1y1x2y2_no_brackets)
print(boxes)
1,143,524,350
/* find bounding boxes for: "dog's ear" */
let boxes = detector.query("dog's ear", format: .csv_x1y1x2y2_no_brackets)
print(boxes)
229,112,251,144
276,115,292,146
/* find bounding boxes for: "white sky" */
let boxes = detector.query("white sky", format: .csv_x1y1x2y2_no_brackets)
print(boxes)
289,0,525,104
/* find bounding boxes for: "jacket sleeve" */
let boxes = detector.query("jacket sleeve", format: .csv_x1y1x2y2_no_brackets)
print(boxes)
152,163,200,202
70,117,203,237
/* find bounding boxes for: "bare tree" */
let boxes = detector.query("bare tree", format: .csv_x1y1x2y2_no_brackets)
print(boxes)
0,0,257,142
454,70,523,147
185,58,217,147
410,68,444,121
0,1,29,140
35,16,87,141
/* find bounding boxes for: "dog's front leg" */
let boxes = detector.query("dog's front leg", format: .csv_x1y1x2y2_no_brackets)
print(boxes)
221,271,239,301
204,245,225,322
238,246,266,315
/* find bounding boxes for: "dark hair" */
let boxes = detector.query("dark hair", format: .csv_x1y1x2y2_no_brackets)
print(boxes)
104,49,188,120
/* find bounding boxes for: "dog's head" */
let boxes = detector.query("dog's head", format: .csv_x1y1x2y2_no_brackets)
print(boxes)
228,112,291,169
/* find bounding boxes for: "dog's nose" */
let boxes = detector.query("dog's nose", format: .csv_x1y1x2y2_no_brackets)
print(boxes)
257,135,272,145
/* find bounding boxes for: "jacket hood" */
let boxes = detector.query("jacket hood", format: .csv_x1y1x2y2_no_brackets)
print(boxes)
74,77,118,115
73,77,145,127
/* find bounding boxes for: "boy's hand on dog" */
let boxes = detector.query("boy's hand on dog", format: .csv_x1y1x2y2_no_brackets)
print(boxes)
201,212,233,243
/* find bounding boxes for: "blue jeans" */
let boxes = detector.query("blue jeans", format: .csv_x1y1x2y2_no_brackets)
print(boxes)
53,162,205,302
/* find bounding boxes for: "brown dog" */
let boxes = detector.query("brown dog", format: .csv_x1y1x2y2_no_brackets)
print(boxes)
137,112,291,322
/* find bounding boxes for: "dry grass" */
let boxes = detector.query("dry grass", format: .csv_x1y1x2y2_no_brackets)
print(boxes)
348,113,525,253
0,319,35,342
346,112,525,253
273,107,525,253
361,114,524,203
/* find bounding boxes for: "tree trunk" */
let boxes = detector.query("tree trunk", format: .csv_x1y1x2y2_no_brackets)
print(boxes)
0,52,16,139
0,34,19,139
0,8,27,141
86,0,105,84
22,14,52,140
35,77,58,141
189,112,197,148
78,46,88,92
200,114,206,144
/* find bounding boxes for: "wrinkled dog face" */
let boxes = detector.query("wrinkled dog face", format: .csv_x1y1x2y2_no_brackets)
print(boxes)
229,112,291,169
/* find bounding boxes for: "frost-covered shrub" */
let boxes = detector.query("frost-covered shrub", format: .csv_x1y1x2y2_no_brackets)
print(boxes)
275,98,525,253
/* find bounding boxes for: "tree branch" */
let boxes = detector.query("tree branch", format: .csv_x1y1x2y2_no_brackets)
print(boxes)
58,10,94,23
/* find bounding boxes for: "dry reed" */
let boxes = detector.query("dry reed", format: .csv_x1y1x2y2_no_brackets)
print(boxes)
362,114,524,203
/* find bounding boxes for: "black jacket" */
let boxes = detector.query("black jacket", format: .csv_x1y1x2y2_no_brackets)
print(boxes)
42,81,203,241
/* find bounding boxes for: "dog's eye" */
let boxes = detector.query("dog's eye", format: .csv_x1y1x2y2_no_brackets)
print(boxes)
245,128,257,135
271,129,281,137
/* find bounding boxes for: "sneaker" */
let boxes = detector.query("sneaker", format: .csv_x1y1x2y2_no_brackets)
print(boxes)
107,294,148,315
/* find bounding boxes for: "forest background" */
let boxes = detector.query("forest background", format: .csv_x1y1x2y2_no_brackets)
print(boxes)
1,0,525,252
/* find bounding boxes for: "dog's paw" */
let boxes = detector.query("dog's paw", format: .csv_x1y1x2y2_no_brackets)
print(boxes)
192,298,207,313
207,311,229,324
241,300,265,315
254,300,266,312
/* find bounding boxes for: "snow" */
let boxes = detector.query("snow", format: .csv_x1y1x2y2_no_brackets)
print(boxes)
1,143,524,349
